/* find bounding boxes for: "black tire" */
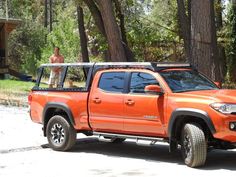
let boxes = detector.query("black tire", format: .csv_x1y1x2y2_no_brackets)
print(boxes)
46,115,76,151
181,123,207,168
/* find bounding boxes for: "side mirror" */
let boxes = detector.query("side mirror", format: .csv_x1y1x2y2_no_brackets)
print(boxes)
144,85,163,95
214,82,222,88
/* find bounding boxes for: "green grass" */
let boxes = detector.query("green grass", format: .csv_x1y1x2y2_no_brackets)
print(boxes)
0,79,35,96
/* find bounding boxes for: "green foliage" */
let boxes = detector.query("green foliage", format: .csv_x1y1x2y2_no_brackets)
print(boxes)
4,0,234,81
3,0,44,21
7,0,81,75
4,0,181,73
40,4,80,64
8,21,47,75
5,0,45,75
124,0,180,61
226,2,236,81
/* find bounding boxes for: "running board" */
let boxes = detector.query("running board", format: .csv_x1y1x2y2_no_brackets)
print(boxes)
97,135,116,143
93,132,167,146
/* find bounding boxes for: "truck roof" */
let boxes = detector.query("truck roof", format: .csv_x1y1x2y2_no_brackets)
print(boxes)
40,62,192,72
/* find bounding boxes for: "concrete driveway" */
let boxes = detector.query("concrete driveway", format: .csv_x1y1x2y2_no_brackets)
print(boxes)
0,105,236,177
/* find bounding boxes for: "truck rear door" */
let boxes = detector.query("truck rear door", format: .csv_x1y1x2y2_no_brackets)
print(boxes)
89,71,126,132
123,71,165,136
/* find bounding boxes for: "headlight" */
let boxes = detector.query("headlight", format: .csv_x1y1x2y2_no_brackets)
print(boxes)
210,103,236,114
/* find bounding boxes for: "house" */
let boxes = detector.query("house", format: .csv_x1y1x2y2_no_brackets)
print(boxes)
0,17,21,79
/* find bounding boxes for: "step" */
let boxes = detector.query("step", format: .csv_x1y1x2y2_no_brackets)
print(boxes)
93,131,167,145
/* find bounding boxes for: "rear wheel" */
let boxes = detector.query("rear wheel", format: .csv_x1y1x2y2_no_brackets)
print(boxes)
46,115,76,151
181,123,207,168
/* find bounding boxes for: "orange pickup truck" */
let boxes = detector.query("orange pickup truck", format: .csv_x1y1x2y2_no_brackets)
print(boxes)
28,62,236,167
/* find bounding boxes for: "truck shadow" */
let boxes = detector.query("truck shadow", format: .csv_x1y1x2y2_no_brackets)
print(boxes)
205,149,236,170
72,137,181,164
71,137,236,170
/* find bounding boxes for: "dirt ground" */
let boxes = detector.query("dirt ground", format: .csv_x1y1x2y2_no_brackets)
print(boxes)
0,93,28,107
0,105,236,177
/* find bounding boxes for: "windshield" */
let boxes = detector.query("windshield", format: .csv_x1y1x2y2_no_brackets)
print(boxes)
160,70,219,93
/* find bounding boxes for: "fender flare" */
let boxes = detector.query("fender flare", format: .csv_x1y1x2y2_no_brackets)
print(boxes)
168,108,216,139
42,102,75,135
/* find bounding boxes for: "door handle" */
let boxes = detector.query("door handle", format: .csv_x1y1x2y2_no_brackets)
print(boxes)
125,99,135,105
93,97,101,104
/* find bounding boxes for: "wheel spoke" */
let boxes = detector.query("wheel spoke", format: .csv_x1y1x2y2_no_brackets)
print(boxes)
50,123,65,144
183,133,192,158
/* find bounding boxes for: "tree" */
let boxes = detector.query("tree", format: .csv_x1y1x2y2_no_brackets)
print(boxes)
82,0,135,62
128,1,180,62
97,0,127,62
83,0,106,36
190,0,220,81
228,0,236,81
49,0,53,32
40,3,80,65
215,0,227,81
113,0,134,61
44,0,48,27
114,0,128,45
8,22,47,75
177,0,191,62
77,6,89,62
6,0,234,80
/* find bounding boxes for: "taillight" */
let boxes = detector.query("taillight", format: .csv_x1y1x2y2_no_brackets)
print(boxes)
28,94,32,104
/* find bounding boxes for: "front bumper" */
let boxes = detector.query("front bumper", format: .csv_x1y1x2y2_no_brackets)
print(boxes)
213,119,236,143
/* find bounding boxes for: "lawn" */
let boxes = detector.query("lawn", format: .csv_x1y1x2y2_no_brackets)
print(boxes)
0,80,35,104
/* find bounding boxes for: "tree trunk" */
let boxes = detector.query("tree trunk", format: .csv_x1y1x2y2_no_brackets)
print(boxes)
83,0,106,36
113,0,134,61
229,0,236,81
83,0,133,62
113,0,127,45
215,0,227,81
82,0,110,61
177,0,191,62
97,0,127,62
49,0,53,32
44,0,48,28
215,0,223,29
191,0,220,81
77,6,89,63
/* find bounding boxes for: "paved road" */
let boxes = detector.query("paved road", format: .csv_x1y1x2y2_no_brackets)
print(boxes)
0,105,236,177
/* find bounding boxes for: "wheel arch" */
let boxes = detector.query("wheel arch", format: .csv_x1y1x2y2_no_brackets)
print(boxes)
42,102,75,136
168,108,216,151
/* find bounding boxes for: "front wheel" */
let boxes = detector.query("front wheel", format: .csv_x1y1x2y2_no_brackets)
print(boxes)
46,115,76,151
181,123,207,168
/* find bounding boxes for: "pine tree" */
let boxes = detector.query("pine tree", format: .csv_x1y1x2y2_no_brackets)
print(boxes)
228,0,236,81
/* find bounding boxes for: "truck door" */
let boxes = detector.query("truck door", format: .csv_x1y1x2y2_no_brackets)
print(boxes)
89,71,126,132
124,71,165,136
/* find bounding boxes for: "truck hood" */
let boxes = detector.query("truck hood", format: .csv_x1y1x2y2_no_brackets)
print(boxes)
179,89,236,103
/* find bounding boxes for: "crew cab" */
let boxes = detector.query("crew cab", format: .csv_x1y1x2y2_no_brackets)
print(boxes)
28,62,236,167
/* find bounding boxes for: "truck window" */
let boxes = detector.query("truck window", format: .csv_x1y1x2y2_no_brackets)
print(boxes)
63,66,87,90
129,72,159,94
37,66,88,91
98,72,125,93
39,67,64,89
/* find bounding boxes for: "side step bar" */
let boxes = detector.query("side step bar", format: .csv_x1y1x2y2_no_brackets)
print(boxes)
93,132,168,146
